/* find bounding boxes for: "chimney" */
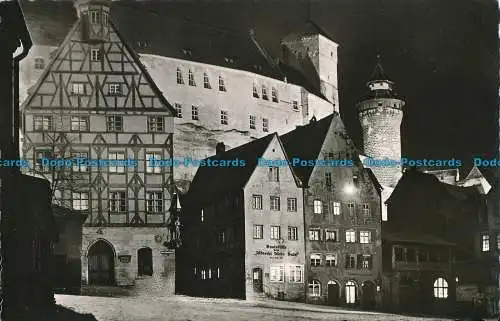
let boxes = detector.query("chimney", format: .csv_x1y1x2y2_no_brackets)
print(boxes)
216,142,225,156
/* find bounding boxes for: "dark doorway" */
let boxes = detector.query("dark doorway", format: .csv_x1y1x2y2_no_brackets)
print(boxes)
362,281,376,309
138,247,153,276
88,240,115,285
327,281,340,306
252,268,263,293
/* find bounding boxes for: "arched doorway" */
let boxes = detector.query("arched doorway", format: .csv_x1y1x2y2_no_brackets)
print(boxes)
252,268,263,293
138,247,153,276
345,280,357,304
327,280,340,306
362,281,376,309
88,240,115,285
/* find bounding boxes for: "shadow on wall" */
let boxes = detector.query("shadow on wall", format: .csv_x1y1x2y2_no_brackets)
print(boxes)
38,305,98,321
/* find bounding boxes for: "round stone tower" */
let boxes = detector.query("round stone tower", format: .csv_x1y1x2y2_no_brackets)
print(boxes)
357,58,405,187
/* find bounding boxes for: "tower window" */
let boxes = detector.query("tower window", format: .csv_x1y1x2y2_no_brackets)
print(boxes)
89,10,100,24
90,49,100,61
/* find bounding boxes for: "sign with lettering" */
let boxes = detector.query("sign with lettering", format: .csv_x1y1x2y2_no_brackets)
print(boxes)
254,245,299,259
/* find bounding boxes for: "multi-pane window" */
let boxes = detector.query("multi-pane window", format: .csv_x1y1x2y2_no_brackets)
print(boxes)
72,192,89,210
361,255,372,269
146,191,163,213
345,254,356,269
108,152,125,173
482,234,490,252
174,103,182,118
176,67,184,84
268,167,279,182
270,264,284,282
34,116,52,131
146,152,162,174
109,191,126,212
106,116,123,132
270,196,280,211
71,116,89,131
218,75,226,91
313,200,323,214
288,265,303,283
287,198,297,212
325,230,337,241
218,230,226,244
271,87,279,102
72,83,85,95
360,231,371,244
326,254,337,267
253,225,263,239
34,149,51,172
203,73,211,89
188,70,196,86
90,10,100,24
200,209,204,222
310,254,321,266
252,195,263,210
108,83,122,95
148,116,164,132
262,85,268,100
288,226,298,240
347,202,355,215
249,115,256,129
262,118,269,132
270,225,281,240
309,229,320,241
345,281,356,303
333,202,341,215
433,278,448,299
252,83,259,98
308,280,321,296
34,57,45,69
497,233,500,249
362,204,370,216
292,100,299,110
346,230,356,243
72,152,88,172
191,106,199,120
325,173,332,190
220,110,228,125
90,48,100,61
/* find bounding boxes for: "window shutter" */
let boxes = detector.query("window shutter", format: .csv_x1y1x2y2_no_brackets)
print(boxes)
368,255,373,269
356,254,362,269
344,255,349,268
319,228,323,241
322,229,327,242
323,202,329,216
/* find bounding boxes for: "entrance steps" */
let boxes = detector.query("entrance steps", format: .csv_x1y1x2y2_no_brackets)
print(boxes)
80,285,132,297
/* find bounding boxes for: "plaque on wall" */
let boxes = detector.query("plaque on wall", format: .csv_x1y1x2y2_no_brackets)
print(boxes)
118,255,131,263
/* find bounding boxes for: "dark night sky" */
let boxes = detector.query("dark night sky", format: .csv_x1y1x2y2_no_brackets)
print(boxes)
150,0,498,175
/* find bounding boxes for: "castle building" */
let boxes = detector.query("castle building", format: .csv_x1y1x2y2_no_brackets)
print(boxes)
280,114,383,307
19,2,337,191
21,0,177,295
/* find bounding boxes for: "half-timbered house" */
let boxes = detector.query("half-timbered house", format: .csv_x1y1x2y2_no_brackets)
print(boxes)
21,0,177,295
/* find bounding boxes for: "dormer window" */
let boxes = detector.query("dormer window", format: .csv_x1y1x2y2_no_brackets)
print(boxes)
252,83,259,98
271,87,279,103
224,57,234,64
253,64,263,72
188,70,196,86
203,73,211,89
34,57,45,70
89,11,100,24
176,67,184,84
182,49,192,57
218,76,226,92
262,85,268,100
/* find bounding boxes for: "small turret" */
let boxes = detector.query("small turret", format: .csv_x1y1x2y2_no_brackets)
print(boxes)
74,0,112,43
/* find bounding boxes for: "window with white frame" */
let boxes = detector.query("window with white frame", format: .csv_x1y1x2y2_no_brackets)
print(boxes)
71,116,89,131
308,280,321,296
262,118,269,132
34,116,52,131
362,203,370,216
90,48,100,61
313,200,323,214
72,83,85,95
90,10,100,24
201,269,206,280
270,196,280,211
253,224,263,239
270,264,284,282
333,202,341,215
203,72,211,89
146,191,163,213
325,230,337,241
108,83,122,95
218,75,226,91
345,230,356,243
288,265,303,283
347,202,355,215
287,198,297,212
361,255,372,269
220,110,228,125
176,67,184,84
310,254,321,266
34,57,45,69
252,195,262,210
72,192,89,210
249,115,256,129
360,231,371,244
146,152,162,174
326,254,337,267
433,278,448,298
268,167,279,182
309,229,320,241
108,152,125,173
270,225,281,240
188,69,196,86
482,234,490,251
271,87,279,102
109,191,126,212
253,83,259,98
288,226,298,240
262,85,268,100
106,116,123,132
148,116,164,132
191,106,199,120
345,281,356,303
174,103,182,118
72,152,88,172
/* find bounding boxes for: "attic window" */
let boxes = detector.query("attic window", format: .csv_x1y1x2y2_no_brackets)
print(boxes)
137,41,149,49
182,49,192,57
34,57,45,70
253,64,263,72
89,11,100,24
224,57,234,64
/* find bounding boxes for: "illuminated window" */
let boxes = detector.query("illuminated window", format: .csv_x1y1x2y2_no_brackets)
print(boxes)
345,281,356,303
72,192,89,210
345,230,356,243
308,279,321,296
433,278,448,298
313,200,323,214
482,234,490,252
333,202,341,215
270,264,284,282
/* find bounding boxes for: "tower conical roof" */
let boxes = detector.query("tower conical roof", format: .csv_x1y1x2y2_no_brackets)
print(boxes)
369,61,392,83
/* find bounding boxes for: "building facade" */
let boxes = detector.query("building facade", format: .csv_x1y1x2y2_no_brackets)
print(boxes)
21,0,177,295
281,114,383,307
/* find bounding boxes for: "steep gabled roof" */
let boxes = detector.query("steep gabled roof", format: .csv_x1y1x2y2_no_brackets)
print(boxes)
282,20,335,43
